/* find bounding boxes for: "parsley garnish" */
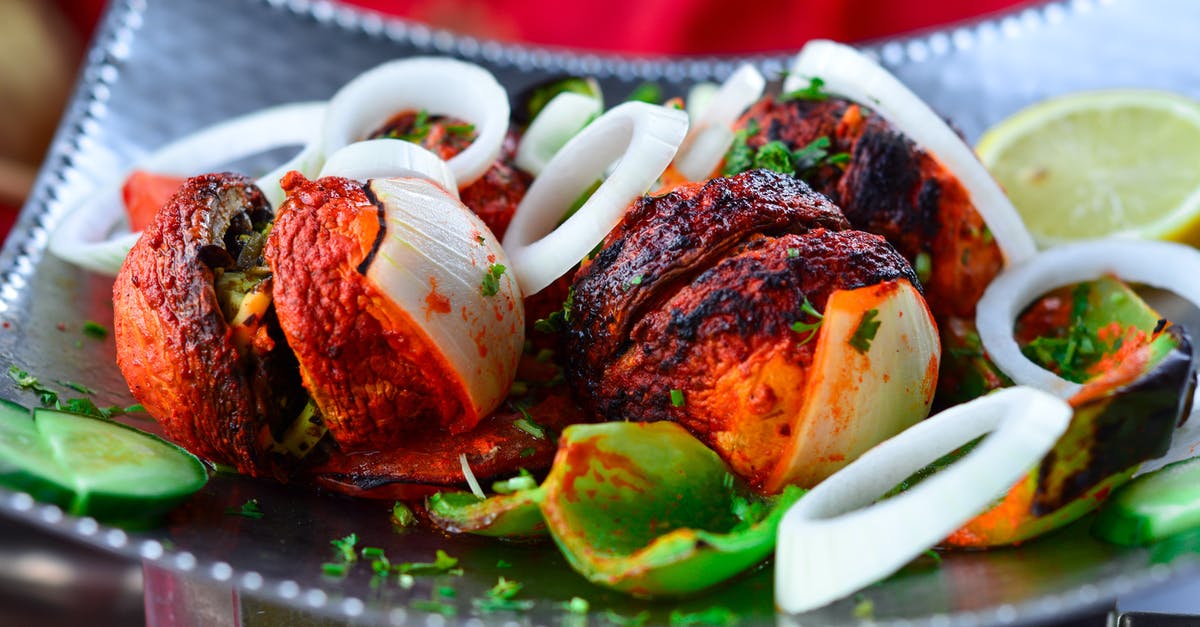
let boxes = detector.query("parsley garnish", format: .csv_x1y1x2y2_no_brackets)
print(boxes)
82,321,109,340
670,607,739,626
533,287,574,333
783,76,828,101
6,365,135,419
669,388,686,408
791,136,834,172
849,308,881,354
789,297,824,345
481,263,507,297
225,498,264,519
724,132,848,179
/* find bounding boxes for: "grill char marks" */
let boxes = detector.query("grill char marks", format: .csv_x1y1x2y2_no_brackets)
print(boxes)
565,169,916,487
114,173,291,478
735,96,1004,321
568,169,850,383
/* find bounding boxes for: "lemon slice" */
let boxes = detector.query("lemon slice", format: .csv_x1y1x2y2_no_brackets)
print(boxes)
976,90,1200,247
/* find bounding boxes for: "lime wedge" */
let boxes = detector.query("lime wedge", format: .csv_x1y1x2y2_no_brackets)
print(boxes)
976,90,1200,247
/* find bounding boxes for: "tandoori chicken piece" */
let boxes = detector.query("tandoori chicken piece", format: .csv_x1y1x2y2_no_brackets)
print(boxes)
566,169,940,490
113,173,304,478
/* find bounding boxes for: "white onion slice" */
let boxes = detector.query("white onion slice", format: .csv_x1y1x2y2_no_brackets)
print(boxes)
685,82,719,124
673,64,766,181
775,386,1071,614
460,454,486,499
49,101,326,276
514,92,603,176
502,102,689,295
318,139,458,197
322,57,509,188
366,177,523,421
977,238,1200,399
785,40,1036,266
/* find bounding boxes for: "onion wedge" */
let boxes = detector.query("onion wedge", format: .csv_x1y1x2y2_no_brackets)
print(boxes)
775,386,1072,614
514,92,603,176
977,238,1200,398
785,39,1036,266
321,57,509,188
49,101,325,275
673,64,766,181
502,102,689,295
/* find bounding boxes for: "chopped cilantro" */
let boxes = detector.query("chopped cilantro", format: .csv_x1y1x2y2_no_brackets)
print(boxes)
533,287,574,333
670,607,739,626
852,594,875,620
722,119,760,176
411,599,457,616
438,586,457,598
791,136,832,172
670,388,686,408
58,380,95,395
789,297,824,345
605,610,651,626
564,597,590,614
481,263,507,297
787,247,800,258
924,549,942,564
752,141,796,175
82,321,108,340
395,549,461,576
1021,283,1096,383
443,123,475,137
518,446,537,458
473,576,534,613
496,559,512,569
475,234,486,244
225,498,263,519
626,82,663,104
629,274,644,286
331,533,358,563
783,76,828,101
361,546,386,559
391,502,417,528
849,308,881,354
389,109,431,143
914,251,932,284
321,562,348,577
513,410,546,440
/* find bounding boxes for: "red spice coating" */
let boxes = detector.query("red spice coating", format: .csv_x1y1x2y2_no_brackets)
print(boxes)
113,173,279,477
266,172,472,452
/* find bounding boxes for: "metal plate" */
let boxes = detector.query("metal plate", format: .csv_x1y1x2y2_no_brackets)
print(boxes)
4,0,1200,624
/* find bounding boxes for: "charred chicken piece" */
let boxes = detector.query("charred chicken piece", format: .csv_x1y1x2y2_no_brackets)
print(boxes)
114,173,304,478
566,170,939,490
368,111,530,239
733,96,1003,322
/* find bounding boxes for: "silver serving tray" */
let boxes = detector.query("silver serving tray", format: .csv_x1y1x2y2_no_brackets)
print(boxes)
5,0,1200,624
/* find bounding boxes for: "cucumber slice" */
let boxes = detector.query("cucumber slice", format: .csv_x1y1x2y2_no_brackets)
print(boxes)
1093,455,1200,546
33,408,209,522
0,400,75,508
0,402,208,525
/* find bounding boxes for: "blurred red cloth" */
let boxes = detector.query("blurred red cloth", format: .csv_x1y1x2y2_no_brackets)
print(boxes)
343,0,1038,54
